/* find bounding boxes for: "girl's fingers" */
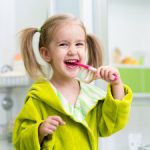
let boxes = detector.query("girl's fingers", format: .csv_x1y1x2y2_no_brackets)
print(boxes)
40,116,66,136
104,70,110,80
95,68,102,78
51,116,66,125
48,119,59,126
47,124,57,131
95,66,119,81
47,116,66,126
100,68,105,78
44,123,58,135
46,128,54,135
108,71,118,81
39,123,53,136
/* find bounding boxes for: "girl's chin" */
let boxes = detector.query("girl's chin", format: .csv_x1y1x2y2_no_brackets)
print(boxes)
67,72,78,78
66,71,79,78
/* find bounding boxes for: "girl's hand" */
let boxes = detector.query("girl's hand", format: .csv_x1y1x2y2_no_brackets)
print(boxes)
94,66,121,85
94,66,125,100
38,116,66,141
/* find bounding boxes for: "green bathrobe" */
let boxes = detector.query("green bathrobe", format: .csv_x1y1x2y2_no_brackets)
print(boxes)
13,79,132,150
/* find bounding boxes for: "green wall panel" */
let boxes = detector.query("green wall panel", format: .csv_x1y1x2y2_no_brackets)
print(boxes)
118,68,148,93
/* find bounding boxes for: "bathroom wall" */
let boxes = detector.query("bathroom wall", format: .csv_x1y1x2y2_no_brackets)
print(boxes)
0,0,48,142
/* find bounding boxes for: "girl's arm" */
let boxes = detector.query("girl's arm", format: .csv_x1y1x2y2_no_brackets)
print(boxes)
97,84,133,137
94,66,133,136
111,78,125,100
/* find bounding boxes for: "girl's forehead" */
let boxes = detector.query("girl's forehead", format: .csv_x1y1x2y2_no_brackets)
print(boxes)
52,23,86,41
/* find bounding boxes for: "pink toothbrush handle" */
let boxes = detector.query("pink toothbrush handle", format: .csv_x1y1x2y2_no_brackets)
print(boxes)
88,66,97,72
76,62,118,81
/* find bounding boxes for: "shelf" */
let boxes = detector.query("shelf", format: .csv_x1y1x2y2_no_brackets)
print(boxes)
134,93,150,99
114,64,150,69
0,71,31,88
133,93,150,106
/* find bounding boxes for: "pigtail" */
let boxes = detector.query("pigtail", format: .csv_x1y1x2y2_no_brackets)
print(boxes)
86,34,103,68
20,28,44,79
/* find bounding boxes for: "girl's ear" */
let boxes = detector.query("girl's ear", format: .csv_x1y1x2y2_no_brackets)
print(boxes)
40,47,51,62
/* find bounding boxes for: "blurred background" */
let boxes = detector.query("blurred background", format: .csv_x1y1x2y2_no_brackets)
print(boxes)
0,0,150,149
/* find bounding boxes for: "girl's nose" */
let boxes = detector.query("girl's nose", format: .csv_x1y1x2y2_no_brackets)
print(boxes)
68,45,77,55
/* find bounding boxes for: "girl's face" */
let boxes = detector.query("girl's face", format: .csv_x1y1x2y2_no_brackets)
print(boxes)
48,23,86,79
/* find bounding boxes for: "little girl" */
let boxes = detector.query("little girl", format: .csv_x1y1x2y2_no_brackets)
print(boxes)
13,14,132,150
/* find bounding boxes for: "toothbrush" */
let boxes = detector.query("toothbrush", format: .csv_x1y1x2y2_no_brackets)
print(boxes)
74,62,118,81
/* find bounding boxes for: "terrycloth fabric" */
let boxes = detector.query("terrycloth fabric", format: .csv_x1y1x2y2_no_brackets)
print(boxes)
12,79,132,150
50,81,106,123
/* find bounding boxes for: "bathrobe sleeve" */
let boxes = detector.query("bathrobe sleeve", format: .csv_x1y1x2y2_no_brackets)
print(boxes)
12,98,55,150
98,84,133,137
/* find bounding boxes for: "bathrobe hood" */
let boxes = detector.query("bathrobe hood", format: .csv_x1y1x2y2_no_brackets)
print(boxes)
26,79,66,114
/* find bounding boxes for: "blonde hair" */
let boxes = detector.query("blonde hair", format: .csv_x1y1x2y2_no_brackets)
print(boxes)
20,14,103,80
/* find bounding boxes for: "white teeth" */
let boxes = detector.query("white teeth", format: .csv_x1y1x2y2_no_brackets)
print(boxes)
65,59,78,63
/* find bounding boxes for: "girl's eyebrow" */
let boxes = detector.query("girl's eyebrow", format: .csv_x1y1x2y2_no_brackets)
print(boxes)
76,40,85,42
56,40,69,44
56,39,86,44
77,40,86,43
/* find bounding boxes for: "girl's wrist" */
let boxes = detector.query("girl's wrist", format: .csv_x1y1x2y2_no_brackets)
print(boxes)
110,79,125,100
110,78,122,86
38,124,45,144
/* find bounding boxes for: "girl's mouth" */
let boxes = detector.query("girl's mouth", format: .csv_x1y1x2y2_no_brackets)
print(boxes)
64,59,79,68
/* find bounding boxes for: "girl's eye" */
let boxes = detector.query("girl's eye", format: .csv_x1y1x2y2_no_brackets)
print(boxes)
76,43,85,46
59,43,68,47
